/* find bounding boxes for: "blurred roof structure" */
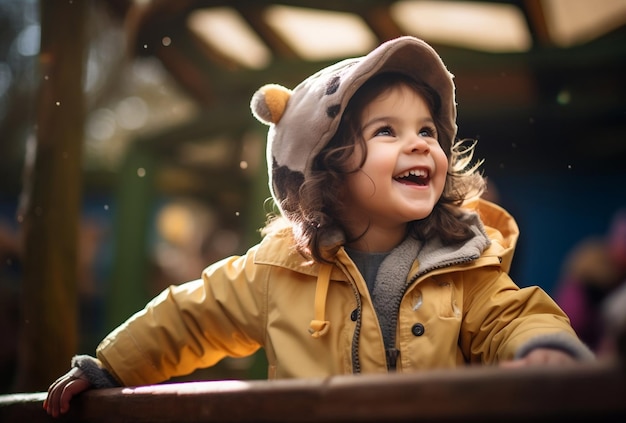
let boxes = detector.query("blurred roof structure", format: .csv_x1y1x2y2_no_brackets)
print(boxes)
1,0,625,198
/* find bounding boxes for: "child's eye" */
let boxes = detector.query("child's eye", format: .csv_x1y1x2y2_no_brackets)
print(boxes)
374,125,394,137
419,125,437,139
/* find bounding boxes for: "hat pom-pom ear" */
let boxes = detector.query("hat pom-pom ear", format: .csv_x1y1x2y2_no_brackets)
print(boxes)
250,84,292,125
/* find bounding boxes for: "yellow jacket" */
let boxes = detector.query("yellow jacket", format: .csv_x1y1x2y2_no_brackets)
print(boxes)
97,200,591,386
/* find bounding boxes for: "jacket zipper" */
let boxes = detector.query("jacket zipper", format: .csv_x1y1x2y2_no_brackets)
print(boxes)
386,348,400,371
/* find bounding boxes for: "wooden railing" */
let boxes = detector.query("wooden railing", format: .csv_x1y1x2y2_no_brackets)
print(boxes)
2,359,625,423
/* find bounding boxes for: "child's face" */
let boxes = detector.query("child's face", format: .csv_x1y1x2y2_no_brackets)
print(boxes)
342,84,448,240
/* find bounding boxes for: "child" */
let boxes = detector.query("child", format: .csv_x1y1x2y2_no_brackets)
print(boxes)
44,36,593,417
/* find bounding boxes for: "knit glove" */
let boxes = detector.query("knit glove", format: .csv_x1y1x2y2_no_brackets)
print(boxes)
71,354,120,388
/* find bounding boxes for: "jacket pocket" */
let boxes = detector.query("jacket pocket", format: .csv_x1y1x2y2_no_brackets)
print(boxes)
412,277,459,319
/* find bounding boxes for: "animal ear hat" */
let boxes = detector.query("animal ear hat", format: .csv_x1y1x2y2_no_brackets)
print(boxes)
250,35,456,216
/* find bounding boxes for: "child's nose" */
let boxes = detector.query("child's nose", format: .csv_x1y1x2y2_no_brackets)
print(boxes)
407,133,430,153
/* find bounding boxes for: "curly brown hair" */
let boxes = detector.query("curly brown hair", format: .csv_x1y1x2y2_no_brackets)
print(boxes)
264,73,485,263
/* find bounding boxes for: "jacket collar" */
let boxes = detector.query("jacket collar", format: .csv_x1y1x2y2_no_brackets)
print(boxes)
254,199,503,277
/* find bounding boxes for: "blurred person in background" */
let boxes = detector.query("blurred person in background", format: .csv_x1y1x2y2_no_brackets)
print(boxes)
555,208,626,356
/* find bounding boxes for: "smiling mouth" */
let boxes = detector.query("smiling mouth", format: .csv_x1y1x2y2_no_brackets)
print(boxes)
394,169,429,186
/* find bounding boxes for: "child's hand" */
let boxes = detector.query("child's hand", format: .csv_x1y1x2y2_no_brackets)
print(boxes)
43,367,92,417
499,348,577,368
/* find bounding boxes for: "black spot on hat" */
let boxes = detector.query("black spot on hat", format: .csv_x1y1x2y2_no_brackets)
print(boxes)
326,104,340,118
325,76,340,95
272,159,305,210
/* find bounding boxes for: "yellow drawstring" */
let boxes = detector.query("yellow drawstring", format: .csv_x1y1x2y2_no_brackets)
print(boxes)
309,263,332,338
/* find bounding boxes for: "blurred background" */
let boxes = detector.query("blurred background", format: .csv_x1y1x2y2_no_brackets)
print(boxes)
0,0,625,393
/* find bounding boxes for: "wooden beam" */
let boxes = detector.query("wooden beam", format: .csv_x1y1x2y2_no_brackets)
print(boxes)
1,361,625,422
360,4,404,42
235,4,301,59
14,0,87,392
523,0,554,47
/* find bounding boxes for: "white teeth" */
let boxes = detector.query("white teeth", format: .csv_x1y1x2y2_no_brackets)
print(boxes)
397,169,428,178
